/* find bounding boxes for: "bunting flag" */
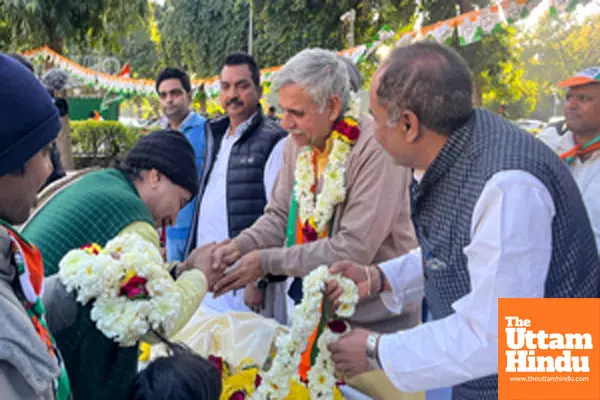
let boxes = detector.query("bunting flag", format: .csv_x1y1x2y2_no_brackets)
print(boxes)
394,0,545,48
23,45,367,98
550,0,578,16
22,0,577,97
117,63,131,78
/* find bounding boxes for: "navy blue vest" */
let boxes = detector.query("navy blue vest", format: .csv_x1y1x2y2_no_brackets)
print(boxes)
184,109,287,256
412,109,599,399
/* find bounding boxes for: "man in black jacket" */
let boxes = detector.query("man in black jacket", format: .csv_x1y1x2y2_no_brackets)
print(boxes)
184,53,288,322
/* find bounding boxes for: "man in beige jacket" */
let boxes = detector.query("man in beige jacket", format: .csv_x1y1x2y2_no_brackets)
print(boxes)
212,48,418,333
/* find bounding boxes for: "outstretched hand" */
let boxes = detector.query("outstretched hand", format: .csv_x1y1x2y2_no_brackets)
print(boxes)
213,250,264,296
326,260,376,310
179,242,223,289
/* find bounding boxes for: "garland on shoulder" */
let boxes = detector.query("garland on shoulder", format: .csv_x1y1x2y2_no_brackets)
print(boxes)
294,93,362,241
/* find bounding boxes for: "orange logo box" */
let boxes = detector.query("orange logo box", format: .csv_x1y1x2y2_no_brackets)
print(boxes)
499,298,600,400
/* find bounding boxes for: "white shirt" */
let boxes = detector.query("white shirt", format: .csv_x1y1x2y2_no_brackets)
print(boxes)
197,117,285,313
377,170,556,392
537,127,600,249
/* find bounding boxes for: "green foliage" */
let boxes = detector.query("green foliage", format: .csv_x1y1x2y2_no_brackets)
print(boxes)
253,0,416,69
71,120,141,167
419,0,537,117
521,11,600,119
0,0,148,54
479,27,539,119
154,0,415,77
121,28,162,79
157,0,249,77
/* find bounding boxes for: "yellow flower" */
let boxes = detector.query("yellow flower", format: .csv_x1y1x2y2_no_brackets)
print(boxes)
120,269,137,286
237,357,259,371
334,385,344,400
285,379,310,399
344,117,358,127
138,342,151,362
220,369,258,399
332,131,354,145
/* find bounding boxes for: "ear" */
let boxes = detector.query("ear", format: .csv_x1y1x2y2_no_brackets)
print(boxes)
147,169,162,189
402,111,421,144
326,95,342,123
187,91,193,103
257,84,263,99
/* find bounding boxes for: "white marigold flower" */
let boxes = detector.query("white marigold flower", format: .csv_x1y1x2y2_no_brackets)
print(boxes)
58,249,91,285
308,366,336,398
91,296,127,339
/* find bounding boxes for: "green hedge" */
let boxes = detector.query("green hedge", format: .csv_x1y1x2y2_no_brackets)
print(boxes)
71,121,142,168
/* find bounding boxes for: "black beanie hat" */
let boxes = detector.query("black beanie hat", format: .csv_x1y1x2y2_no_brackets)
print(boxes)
125,130,199,196
0,53,62,175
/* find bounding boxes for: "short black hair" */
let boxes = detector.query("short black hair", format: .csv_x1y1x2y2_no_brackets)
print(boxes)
377,41,473,135
156,67,192,93
269,106,276,113
221,53,260,88
8,53,34,73
128,343,222,400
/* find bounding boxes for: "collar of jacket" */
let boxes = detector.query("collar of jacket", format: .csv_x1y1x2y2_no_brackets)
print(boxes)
208,105,264,139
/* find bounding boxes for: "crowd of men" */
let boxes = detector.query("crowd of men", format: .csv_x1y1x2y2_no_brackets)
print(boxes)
0,42,598,400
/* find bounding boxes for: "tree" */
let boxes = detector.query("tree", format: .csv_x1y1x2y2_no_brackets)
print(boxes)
155,0,416,77
156,0,249,77
521,11,600,119
253,0,416,69
0,0,148,54
120,3,162,80
0,0,149,170
418,0,537,116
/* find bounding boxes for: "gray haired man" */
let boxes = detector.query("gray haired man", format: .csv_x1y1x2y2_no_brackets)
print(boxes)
211,48,419,333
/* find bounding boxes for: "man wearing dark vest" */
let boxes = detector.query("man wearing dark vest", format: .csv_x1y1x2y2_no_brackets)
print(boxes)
22,131,219,400
326,42,600,399
183,53,287,319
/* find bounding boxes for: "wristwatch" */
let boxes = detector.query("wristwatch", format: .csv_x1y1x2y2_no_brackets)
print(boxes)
365,333,382,370
254,277,269,290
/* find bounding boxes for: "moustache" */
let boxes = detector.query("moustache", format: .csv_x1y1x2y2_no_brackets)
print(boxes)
226,98,244,107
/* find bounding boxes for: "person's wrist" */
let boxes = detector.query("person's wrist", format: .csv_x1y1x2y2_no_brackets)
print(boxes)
373,264,385,294
366,333,382,370
175,261,186,277
365,265,379,296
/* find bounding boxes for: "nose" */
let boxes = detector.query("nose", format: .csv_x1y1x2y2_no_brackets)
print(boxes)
566,98,578,109
225,85,238,100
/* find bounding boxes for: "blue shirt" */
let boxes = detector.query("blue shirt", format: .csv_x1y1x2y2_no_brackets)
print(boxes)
166,111,206,261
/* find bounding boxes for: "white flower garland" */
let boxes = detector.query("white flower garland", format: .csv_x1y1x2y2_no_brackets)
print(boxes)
294,92,361,235
58,233,181,347
251,266,359,399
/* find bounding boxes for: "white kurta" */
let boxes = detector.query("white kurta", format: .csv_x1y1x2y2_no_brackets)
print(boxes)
377,170,556,392
196,116,285,315
538,127,600,250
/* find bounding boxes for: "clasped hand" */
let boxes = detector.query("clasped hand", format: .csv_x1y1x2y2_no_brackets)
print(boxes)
177,240,265,295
